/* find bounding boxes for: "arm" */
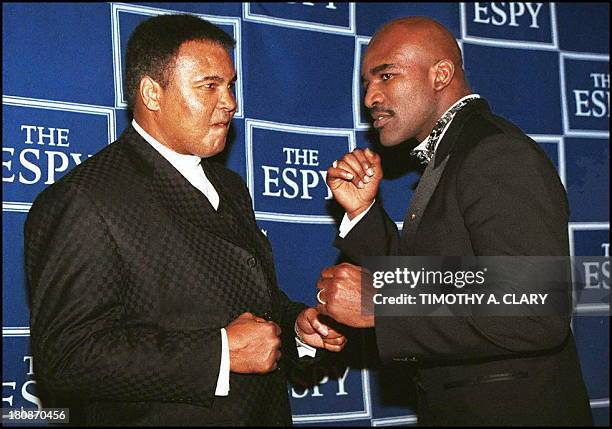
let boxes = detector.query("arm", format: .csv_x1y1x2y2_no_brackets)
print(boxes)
25,184,222,406
327,148,400,263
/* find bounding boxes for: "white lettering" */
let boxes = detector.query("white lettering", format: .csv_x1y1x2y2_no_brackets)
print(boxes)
20,125,37,144
2,382,17,407
19,148,42,184
2,147,15,182
508,2,525,27
591,73,610,89
23,356,34,376
336,366,350,396
474,2,491,24
282,168,300,199
22,380,42,410
525,3,543,28
262,166,281,197
46,151,70,184
473,3,543,28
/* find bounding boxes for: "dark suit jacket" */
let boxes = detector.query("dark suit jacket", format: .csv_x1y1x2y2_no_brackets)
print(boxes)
24,125,307,426
336,99,593,425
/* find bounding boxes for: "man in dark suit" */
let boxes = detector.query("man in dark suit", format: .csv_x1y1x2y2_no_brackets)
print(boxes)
24,14,345,426
315,17,593,425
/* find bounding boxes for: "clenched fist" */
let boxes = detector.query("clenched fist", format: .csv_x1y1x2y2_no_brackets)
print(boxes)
295,307,347,352
226,312,282,374
327,148,382,219
315,263,375,328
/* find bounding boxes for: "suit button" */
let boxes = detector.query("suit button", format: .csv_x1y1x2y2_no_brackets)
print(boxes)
409,213,417,221
247,256,257,268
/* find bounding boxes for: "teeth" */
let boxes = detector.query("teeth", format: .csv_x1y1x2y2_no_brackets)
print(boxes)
378,116,383,120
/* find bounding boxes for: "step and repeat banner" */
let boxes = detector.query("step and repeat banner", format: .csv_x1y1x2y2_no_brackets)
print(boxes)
3,2,609,426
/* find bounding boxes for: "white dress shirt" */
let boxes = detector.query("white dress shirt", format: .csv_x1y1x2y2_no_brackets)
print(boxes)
338,94,481,238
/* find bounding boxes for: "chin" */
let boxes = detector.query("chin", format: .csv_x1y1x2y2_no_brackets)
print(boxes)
196,139,227,158
379,134,403,147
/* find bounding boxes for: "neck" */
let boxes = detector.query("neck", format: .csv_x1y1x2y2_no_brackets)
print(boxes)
417,91,473,142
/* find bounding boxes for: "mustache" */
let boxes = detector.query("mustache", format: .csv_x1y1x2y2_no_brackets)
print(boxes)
369,107,395,116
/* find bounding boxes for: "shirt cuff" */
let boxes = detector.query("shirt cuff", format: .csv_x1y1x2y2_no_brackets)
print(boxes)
338,200,376,238
215,328,230,396
294,321,317,358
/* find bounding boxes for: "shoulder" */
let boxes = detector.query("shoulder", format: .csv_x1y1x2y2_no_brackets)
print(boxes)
455,109,555,173
28,136,146,220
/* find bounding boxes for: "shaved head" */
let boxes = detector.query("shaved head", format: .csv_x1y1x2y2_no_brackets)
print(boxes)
362,17,471,146
375,17,463,71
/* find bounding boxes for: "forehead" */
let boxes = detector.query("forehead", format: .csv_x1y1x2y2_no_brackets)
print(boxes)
173,40,235,76
362,42,410,77
362,30,417,73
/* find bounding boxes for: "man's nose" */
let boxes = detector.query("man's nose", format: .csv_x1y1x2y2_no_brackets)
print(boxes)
364,85,383,109
219,87,237,113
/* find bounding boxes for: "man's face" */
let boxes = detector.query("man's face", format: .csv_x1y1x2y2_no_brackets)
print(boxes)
361,29,437,146
157,40,237,157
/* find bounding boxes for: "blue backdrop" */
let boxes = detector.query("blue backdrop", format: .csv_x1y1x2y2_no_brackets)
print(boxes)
3,2,609,426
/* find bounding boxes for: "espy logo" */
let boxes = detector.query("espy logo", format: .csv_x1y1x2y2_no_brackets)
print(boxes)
2,97,115,205
243,2,354,35
246,120,354,223
561,54,610,135
462,3,556,48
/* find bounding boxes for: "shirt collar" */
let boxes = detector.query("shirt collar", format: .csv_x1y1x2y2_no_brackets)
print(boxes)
413,94,481,154
132,119,202,171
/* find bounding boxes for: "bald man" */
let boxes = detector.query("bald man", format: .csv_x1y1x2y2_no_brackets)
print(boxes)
315,17,593,425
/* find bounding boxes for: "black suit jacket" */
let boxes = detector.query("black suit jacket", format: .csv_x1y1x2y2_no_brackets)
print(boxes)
24,125,307,426
336,99,593,425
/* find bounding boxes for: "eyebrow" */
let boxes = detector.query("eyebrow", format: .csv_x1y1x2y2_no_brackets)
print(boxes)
362,63,397,79
195,75,237,83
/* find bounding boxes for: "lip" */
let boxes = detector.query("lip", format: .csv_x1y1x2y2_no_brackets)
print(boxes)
372,114,393,129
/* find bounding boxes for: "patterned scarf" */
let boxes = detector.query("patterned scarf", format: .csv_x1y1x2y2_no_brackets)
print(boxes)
410,96,480,165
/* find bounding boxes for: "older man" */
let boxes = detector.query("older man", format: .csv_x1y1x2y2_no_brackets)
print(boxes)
24,14,345,426
317,17,592,425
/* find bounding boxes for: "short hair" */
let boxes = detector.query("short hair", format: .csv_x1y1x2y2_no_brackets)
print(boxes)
124,14,235,111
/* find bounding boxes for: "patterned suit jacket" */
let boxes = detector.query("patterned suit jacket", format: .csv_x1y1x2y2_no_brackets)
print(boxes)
24,125,306,426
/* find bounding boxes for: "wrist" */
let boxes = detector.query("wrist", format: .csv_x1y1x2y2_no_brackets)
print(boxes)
347,202,372,220
294,320,305,341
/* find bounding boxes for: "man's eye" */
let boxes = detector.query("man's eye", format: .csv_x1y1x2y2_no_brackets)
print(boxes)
204,83,217,89
381,73,393,81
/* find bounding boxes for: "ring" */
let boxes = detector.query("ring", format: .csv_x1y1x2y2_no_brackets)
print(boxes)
316,289,327,305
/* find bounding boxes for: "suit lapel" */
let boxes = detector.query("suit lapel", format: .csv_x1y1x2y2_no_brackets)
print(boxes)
122,126,250,251
401,154,450,253
401,99,491,253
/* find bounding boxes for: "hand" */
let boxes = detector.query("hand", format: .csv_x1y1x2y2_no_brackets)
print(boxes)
226,312,282,374
316,263,375,328
327,148,382,219
295,307,347,352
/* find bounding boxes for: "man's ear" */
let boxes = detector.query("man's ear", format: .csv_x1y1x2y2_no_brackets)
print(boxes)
432,59,455,92
139,76,162,111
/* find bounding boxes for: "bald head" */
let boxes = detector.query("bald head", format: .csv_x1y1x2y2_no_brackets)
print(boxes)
373,17,465,81
361,17,472,145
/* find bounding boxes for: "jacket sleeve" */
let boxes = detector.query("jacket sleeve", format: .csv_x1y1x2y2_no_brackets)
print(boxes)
334,199,401,264
24,183,222,407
